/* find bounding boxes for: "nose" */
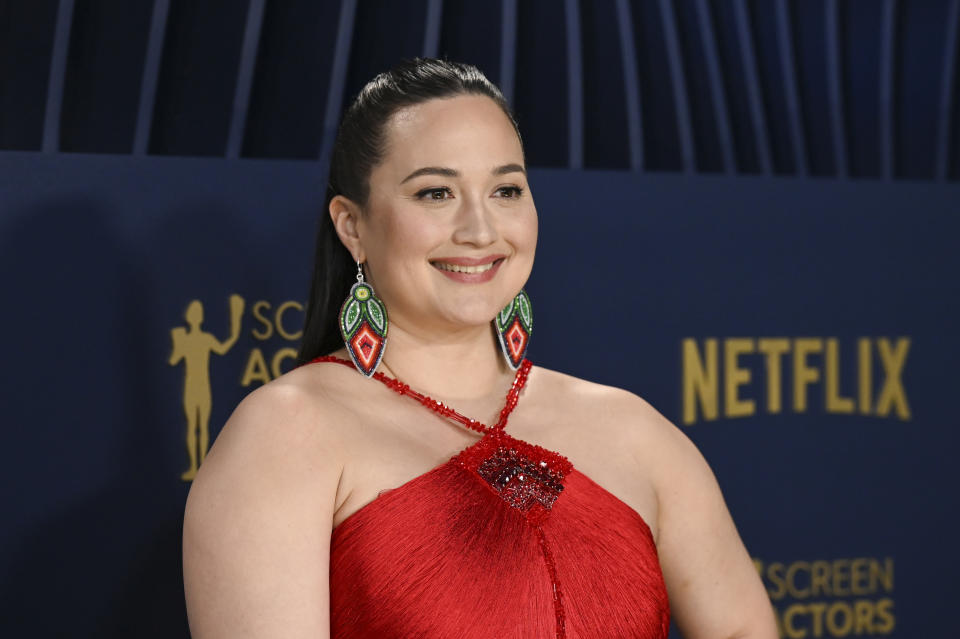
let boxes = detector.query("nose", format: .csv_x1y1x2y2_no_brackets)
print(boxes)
451,193,497,247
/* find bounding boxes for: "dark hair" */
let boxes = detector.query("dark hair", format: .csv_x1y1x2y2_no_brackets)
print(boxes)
297,58,522,364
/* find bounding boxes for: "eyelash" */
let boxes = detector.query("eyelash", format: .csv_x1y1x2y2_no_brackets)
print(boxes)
414,187,452,201
414,186,525,201
496,186,525,199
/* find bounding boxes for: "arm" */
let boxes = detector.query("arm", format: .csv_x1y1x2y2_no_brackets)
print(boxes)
647,410,777,638
169,328,185,365
183,378,342,638
211,295,245,355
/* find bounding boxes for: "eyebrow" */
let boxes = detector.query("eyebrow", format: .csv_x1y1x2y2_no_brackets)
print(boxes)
399,163,526,184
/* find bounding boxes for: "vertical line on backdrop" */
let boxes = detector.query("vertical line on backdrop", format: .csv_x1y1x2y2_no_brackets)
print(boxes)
615,0,644,172
42,0,75,153
825,0,848,178
732,0,771,174
694,0,734,174
134,0,170,155
423,0,443,58
880,0,897,180
936,0,960,180
226,0,267,159
319,0,359,166
564,0,583,169
500,0,517,107
775,0,807,176
658,0,695,172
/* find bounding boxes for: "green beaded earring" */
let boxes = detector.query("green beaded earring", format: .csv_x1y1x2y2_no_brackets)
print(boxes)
339,261,388,377
494,289,533,370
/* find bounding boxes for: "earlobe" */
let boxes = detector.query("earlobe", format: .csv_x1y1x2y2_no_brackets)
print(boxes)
329,195,364,262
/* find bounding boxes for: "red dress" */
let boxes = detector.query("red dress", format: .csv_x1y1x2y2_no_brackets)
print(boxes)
316,357,670,638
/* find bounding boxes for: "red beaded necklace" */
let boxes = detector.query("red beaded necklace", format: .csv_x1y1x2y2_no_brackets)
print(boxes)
310,355,532,435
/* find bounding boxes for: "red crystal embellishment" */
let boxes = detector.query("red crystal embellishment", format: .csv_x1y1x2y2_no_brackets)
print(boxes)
457,430,573,525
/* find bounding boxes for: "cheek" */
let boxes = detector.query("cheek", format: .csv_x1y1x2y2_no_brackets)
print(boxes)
513,207,539,255
527,213,539,249
390,214,447,255
369,208,445,275
369,206,420,251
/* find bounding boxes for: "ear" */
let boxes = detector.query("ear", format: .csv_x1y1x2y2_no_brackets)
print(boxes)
329,195,365,263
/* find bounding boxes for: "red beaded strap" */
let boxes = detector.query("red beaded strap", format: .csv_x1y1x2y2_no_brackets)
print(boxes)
308,355,532,435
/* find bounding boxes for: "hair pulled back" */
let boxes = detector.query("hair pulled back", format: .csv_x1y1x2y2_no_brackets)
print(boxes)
297,58,522,364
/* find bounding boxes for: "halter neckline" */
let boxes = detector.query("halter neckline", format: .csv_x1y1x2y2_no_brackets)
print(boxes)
309,355,533,434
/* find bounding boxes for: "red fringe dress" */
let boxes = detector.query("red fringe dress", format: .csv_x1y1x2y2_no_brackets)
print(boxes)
315,357,670,638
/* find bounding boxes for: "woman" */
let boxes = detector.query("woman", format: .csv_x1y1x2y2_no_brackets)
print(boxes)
183,58,776,638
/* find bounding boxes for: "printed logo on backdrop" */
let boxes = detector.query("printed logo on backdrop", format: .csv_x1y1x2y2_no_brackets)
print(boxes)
168,295,304,481
754,556,895,637
684,341,906,635
680,338,911,425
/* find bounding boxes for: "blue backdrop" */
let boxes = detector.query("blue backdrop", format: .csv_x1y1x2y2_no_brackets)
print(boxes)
2,151,956,636
4,0,960,635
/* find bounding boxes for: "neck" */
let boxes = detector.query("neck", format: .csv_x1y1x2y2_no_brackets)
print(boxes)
377,320,514,401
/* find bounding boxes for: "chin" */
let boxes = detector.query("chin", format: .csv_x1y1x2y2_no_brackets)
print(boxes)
442,300,504,328
449,310,500,328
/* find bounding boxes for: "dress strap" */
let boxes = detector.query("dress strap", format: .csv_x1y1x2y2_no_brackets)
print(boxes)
308,355,532,435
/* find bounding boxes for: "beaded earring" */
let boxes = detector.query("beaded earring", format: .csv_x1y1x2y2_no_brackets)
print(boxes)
494,289,533,370
339,260,388,377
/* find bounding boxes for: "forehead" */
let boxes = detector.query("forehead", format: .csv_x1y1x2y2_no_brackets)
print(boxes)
379,95,523,172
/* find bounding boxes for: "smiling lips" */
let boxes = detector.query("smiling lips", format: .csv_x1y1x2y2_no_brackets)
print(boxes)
431,256,506,283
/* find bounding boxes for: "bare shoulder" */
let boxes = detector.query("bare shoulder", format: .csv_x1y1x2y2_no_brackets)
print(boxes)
191,363,357,493
531,368,714,516
182,361,358,638
528,364,689,449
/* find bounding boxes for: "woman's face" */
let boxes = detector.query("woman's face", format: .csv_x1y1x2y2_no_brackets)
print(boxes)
355,94,537,336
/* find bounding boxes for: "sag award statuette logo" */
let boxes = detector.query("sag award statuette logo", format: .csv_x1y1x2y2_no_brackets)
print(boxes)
168,295,245,481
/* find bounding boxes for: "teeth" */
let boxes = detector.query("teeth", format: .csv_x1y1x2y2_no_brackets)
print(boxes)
434,261,497,274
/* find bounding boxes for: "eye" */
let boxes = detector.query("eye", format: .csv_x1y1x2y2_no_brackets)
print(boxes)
494,185,525,199
415,187,454,201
